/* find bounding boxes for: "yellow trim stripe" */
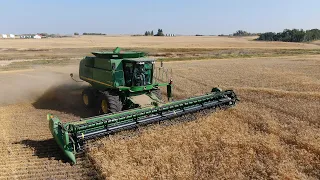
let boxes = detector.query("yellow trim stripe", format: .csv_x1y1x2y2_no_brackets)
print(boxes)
80,76,113,87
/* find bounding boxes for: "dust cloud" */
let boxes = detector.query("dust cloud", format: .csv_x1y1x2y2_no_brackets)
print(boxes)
0,67,93,117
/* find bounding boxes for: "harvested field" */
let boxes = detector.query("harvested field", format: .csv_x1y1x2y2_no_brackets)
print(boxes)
0,104,99,180
1,36,320,49
88,56,320,179
1,36,320,70
0,36,319,179
0,68,99,179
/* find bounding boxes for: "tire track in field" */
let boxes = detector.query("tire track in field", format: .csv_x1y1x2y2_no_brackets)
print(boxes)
0,104,99,180
174,70,320,177
0,107,19,179
233,94,320,157
241,95,320,127
222,101,320,179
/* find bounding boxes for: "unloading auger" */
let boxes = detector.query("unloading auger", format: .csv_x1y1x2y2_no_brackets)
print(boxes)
47,48,238,163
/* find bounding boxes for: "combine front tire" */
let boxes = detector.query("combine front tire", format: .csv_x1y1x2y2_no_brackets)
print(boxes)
82,88,95,108
99,92,123,114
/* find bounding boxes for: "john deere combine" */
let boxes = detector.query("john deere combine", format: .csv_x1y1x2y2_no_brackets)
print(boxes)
48,47,238,164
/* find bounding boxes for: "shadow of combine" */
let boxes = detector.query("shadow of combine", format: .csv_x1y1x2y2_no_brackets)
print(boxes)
32,84,96,118
14,139,101,178
13,139,70,162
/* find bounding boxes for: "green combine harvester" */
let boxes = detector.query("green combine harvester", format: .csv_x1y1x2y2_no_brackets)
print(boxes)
48,47,238,164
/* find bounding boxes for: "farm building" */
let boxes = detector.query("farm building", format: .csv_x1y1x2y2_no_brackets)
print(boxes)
33,34,42,39
0,34,16,38
20,35,32,39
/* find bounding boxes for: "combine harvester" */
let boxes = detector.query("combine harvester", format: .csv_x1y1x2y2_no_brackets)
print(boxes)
48,47,238,164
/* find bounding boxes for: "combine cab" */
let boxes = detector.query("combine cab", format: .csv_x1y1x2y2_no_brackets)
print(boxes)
48,47,238,164
75,47,170,113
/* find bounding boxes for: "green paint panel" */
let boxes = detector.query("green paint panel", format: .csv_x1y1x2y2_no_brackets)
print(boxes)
48,114,76,164
94,58,111,70
79,57,94,79
113,71,125,87
83,56,95,67
92,68,113,85
92,51,145,59
79,47,167,92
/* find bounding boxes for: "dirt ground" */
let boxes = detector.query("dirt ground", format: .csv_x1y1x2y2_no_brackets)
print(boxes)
0,36,319,179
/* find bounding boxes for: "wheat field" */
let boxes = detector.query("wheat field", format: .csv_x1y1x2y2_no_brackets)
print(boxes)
88,56,320,179
1,36,320,49
0,36,319,179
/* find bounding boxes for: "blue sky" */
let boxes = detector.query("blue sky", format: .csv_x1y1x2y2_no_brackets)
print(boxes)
0,0,319,35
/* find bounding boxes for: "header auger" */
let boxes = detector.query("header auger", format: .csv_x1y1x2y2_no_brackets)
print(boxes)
48,47,238,164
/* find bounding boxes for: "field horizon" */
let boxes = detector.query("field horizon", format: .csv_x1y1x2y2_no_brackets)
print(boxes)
1,35,320,49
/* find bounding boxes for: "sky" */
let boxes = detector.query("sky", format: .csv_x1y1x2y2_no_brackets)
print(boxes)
0,0,319,35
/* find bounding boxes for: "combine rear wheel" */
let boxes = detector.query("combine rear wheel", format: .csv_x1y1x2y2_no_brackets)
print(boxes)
99,92,123,114
82,88,95,108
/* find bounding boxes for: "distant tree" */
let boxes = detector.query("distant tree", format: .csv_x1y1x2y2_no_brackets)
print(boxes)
74,32,79,36
291,29,305,42
304,29,320,41
145,31,155,36
156,29,164,36
233,30,257,36
256,28,320,42
48,34,56,38
82,32,106,35
256,32,276,41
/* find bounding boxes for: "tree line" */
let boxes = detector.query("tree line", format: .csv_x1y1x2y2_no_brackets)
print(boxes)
257,29,320,42
145,29,164,36
82,33,106,35
145,30,154,36
233,30,258,36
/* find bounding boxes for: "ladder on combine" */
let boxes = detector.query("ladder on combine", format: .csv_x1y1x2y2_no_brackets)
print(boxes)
153,61,172,84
